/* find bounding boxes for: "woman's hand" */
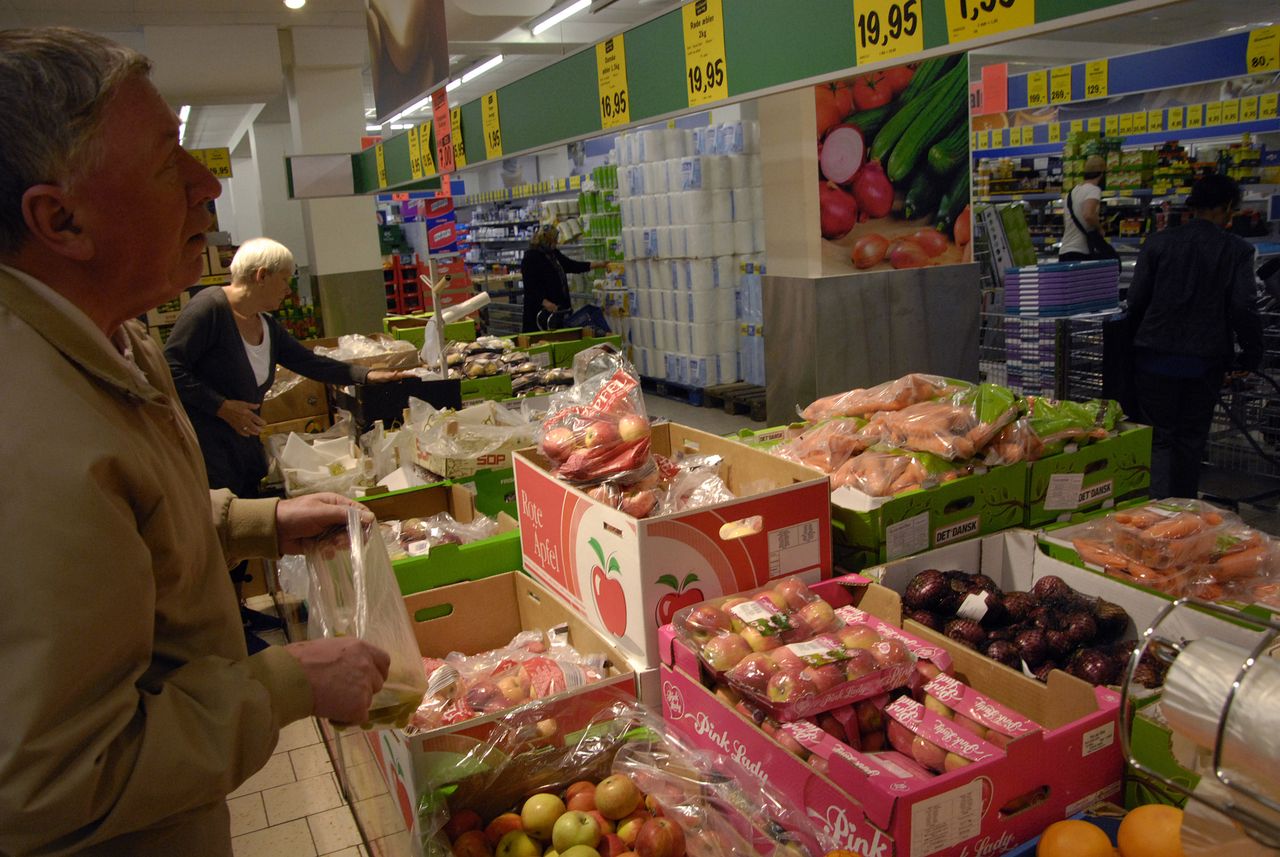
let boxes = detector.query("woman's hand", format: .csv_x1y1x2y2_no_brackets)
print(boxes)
541,299,559,313
217,399,265,437
366,369,415,383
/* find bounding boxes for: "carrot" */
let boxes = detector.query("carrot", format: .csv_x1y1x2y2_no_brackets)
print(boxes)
1146,513,1203,540
1203,511,1224,526
1206,545,1269,581
1073,539,1133,570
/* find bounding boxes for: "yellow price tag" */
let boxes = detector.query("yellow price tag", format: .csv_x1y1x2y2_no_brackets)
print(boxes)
375,144,387,188
190,147,233,179
943,0,1035,45
1242,95,1259,122
596,35,631,129
682,0,728,107
1071,119,1083,134
1021,125,1035,146
1048,122,1061,143
570,175,582,190
1147,109,1163,133
1262,92,1278,119
1084,60,1108,99
1050,66,1072,104
1087,117,1100,132
1106,115,1118,136
481,90,502,159
1206,101,1223,126
450,107,467,167
1186,103,1203,128
408,126,423,180
1222,99,1239,124
981,129,991,149
1118,113,1132,134
1026,70,1048,107
853,0,924,65
1132,112,1147,134
419,122,436,176
1247,25,1280,73
1167,107,1183,131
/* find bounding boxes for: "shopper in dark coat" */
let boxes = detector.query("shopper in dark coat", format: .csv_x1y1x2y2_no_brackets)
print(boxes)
1126,174,1264,498
520,224,605,332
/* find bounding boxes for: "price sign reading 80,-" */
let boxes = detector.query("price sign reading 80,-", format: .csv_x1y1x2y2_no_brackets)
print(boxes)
682,0,728,107
944,0,1034,45
854,0,922,66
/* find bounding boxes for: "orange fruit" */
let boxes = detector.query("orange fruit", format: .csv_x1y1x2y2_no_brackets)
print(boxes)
1037,820,1113,857
1117,804,1184,857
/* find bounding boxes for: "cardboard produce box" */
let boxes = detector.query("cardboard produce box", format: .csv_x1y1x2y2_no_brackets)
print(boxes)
259,412,331,440
1023,425,1152,527
514,422,833,670
659,574,1125,857
361,572,638,855
305,333,420,370
259,368,328,424
459,373,513,405
831,463,1028,569
362,483,521,595
552,334,623,368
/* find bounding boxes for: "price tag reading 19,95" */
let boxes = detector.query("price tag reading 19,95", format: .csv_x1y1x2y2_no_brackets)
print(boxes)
854,0,922,66
481,90,503,160
943,0,1035,46
596,35,630,129
682,0,728,107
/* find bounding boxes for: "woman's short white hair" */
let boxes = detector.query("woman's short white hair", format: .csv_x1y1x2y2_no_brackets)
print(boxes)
230,237,294,283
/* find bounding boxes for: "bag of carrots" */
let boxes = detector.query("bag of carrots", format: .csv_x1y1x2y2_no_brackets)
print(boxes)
830,446,973,498
770,417,870,474
859,383,1020,461
985,397,1124,465
800,374,964,422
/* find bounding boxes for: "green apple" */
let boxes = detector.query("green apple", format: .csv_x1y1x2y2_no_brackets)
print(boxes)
497,832,541,857
561,847,601,857
552,811,601,852
522,793,567,841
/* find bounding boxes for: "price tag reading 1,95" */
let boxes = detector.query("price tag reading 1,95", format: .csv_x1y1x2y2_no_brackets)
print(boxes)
481,90,502,160
854,0,922,66
596,35,630,129
944,0,1035,45
682,0,728,108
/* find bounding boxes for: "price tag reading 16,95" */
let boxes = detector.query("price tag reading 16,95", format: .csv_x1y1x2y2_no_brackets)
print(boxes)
944,0,1035,45
854,0,922,66
682,0,728,107
596,34,630,129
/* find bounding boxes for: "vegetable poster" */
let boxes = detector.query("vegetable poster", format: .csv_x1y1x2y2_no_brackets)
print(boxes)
816,52,973,273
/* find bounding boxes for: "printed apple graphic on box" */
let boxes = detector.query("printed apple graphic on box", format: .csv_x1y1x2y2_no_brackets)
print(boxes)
588,537,627,637
655,573,703,627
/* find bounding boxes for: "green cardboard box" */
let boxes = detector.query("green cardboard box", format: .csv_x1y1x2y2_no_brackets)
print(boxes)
361,483,521,596
1024,425,1152,527
455,466,517,518
552,334,623,368
730,423,805,449
459,373,513,405
1126,695,1198,809
388,318,477,347
830,462,1028,569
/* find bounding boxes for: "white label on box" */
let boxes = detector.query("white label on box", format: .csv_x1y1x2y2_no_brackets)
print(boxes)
1078,479,1113,506
886,512,930,560
909,777,984,857
786,636,847,665
1082,722,1115,757
955,592,991,623
1045,473,1085,511
933,516,980,548
729,600,774,624
766,519,821,578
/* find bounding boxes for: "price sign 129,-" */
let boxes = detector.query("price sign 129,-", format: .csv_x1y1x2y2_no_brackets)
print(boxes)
944,0,1034,45
596,35,631,129
682,0,728,107
481,90,503,160
854,0,922,66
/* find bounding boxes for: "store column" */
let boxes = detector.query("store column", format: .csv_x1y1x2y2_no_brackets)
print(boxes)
283,27,386,336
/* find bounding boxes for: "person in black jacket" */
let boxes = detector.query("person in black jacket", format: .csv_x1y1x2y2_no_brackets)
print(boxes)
166,237,408,499
1126,174,1264,499
520,224,605,332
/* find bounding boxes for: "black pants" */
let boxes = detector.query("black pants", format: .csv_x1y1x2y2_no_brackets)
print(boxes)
1135,369,1223,499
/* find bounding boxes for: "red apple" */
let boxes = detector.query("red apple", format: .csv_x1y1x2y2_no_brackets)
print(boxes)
618,490,658,519
843,648,877,680
583,421,620,448
616,814,647,846
485,814,525,848
567,792,597,813
774,731,809,759
635,819,686,857
984,731,1014,750
643,795,664,817
595,774,642,820
754,590,789,612
869,639,911,668
773,578,813,610
923,694,954,720
618,414,651,442
915,660,945,683
683,605,732,640
725,652,778,693
465,679,507,713
836,625,881,651
854,699,885,734
586,811,614,836
770,647,804,672
943,752,972,773
800,663,845,693
886,718,915,756
599,834,630,857
861,731,887,752
739,626,782,652
766,668,816,703
953,713,987,738
712,684,741,707
796,600,837,634
454,831,493,857
497,673,531,704
700,633,751,671
565,781,596,803
718,598,749,631
911,735,946,771
816,712,848,743
495,832,539,857
541,426,577,462
445,809,484,842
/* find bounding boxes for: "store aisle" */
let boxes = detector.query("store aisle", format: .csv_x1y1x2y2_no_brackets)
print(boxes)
642,392,758,436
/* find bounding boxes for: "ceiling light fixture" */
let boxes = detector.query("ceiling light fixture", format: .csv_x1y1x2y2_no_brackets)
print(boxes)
446,79,461,92
532,0,592,35
405,94,432,114
366,125,382,132
178,104,190,145
284,0,306,9
461,54,504,84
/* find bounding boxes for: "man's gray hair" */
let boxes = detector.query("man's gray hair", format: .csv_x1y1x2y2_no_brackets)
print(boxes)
230,238,295,283
0,28,152,255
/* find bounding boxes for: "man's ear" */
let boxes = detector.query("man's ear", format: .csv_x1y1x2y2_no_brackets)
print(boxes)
19,184,94,261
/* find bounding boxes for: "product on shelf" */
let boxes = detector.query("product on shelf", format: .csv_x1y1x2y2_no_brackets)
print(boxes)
859,383,1019,461
882,695,1004,774
830,446,972,497
770,417,870,473
379,511,501,561
985,396,1124,465
801,373,961,421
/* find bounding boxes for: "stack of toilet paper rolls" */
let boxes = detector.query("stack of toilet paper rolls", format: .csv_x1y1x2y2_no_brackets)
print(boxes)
615,121,763,388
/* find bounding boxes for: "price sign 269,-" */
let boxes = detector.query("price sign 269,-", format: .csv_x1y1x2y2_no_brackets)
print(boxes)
596,35,630,129
854,0,922,66
944,0,1034,45
682,0,728,107
481,90,503,160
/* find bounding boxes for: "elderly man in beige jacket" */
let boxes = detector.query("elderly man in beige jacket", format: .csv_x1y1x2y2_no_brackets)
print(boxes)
0,28,390,856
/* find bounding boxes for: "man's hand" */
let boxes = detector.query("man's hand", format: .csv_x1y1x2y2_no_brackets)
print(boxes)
276,493,372,555
284,638,390,724
218,399,265,437
366,369,415,383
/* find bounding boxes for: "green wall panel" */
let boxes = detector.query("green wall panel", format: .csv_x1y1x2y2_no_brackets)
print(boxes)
624,11,688,125
725,0,856,94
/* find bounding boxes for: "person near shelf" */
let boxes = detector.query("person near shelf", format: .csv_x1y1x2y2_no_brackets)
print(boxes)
0,28,390,856
1059,155,1118,262
1125,173,1263,499
165,237,411,647
519,223,609,333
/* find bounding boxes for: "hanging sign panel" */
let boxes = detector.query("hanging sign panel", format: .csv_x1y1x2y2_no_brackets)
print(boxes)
408,125,423,180
481,90,503,160
419,122,437,176
451,106,468,167
1247,25,1280,73
1049,65,1072,103
943,0,1035,45
853,0,923,65
596,34,631,129
1084,60,1108,99
432,89,455,174
682,0,728,108
375,144,388,188
1026,69,1047,106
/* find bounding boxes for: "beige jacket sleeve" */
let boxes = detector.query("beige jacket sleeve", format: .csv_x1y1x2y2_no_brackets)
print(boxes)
210,488,281,566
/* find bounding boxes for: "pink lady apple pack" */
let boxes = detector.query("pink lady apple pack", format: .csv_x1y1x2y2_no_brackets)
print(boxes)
921,673,1041,747
882,696,1003,774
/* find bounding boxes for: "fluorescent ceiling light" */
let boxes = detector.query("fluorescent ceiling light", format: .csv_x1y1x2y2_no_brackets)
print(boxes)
284,0,305,9
446,79,461,92
366,125,382,132
532,0,591,36
365,108,376,117
461,54,503,84
178,123,186,145
406,94,432,113
178,104,191,123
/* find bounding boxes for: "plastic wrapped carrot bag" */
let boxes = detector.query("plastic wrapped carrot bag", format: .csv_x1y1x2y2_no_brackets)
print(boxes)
306,506,429,728
770,416,870,473
984,397,1123,465
860,383,1020,461
831,446,973,497
800,373,964,421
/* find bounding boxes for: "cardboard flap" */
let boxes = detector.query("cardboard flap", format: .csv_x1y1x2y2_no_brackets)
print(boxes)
404,573,524,656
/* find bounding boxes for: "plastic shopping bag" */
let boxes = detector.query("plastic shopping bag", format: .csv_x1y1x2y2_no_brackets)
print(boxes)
305,507,428,728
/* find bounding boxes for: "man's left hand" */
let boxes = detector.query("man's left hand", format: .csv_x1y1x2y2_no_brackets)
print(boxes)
366,369,415,383
276,493,373,555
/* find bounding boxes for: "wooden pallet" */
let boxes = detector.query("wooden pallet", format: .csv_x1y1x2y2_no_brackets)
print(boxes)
640,375,706,407
704,382,768,422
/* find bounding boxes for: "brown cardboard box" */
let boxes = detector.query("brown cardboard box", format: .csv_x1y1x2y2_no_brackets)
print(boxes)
259,412,331,440
301,333,420,370
259,368,328,423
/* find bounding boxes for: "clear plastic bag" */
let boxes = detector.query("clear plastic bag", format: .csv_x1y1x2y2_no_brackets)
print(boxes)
421,701,830,857
800,373,962,421
859,383,1020,461
658,457,735,515
314,333,418,367
537,352,654,486
831,447,972,497
380,511,501,560
770,417,870,474
305,507,428,728
417,401,535,461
